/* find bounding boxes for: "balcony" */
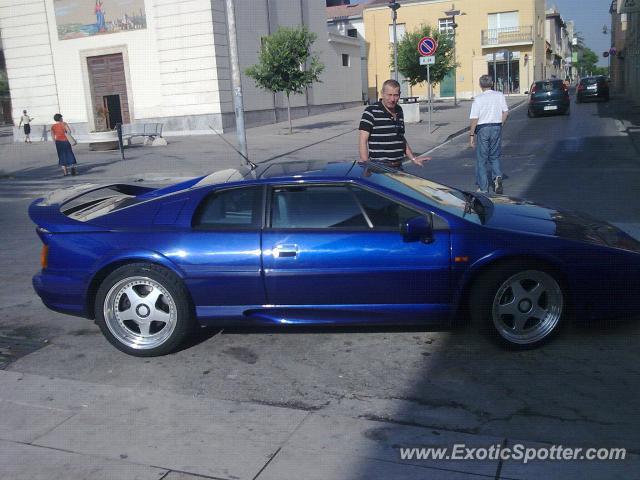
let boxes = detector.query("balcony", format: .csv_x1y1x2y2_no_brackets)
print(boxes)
481,26,534,47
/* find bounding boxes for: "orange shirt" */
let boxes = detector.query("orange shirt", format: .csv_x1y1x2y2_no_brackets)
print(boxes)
51,122,68,141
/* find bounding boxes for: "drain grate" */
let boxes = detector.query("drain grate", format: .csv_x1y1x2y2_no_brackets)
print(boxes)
0,336,48,369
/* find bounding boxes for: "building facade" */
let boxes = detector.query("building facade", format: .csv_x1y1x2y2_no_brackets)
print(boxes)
544,8,574,82
611,0,640,104
363,0,547,100
327,2,368,103
0,0,362,138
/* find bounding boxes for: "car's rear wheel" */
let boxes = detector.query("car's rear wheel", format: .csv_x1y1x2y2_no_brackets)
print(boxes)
95,263,193,356
470,264,565,349
527,108,536,118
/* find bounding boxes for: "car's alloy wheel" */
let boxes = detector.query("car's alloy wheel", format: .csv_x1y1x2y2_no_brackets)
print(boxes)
96,264,192,356
471,265,565,348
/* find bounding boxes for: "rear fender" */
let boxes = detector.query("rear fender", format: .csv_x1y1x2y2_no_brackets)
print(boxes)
85,250,187,319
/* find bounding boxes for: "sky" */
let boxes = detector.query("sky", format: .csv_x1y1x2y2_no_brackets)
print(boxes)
349,0,612,66
548,0,612,66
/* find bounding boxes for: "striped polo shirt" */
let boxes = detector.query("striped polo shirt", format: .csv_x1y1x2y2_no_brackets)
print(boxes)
359,101,406,163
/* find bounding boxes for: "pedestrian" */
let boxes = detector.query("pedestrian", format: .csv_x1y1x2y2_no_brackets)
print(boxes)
18,110,34,143
51,114,78,176
359,79,429,169
469,75,509,194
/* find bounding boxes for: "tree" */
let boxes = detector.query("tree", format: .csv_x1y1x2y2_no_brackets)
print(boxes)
575,46,599,77
395,24,456,91
246,26,324,134
0,71,8,96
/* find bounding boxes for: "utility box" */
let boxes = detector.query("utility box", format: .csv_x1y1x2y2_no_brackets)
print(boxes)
401,101,421,123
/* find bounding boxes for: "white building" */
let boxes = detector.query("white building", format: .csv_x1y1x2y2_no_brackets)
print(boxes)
0,0,362,138
326,2,368,103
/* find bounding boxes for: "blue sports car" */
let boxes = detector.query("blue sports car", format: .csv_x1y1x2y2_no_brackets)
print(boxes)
29,161,640,356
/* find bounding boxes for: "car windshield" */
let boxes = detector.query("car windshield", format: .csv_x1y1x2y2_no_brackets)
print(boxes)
583,77,598,85
361,165,489,224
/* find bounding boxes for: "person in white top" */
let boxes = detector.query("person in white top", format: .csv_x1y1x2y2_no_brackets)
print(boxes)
18,110,34,144
469,75,509,194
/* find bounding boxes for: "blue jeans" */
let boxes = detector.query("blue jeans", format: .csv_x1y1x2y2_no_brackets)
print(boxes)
475,125,503,192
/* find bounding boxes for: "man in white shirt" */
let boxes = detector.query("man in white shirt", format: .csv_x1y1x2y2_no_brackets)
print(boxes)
18,110,34,144
469,75,509,193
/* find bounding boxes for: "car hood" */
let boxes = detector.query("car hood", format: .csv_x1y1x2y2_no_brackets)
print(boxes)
484,196,640,253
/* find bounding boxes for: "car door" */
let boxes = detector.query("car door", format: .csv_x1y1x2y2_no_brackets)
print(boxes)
174,185,266,309
261,183,451,313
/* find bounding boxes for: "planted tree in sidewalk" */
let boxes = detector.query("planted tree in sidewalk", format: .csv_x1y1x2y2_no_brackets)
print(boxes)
0,71,8,96
246,26,324,134
395,24,456,93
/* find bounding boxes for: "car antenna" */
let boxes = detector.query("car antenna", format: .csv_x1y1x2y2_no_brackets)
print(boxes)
208,125,258,170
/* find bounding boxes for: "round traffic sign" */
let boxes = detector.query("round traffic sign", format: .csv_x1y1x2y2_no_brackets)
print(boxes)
418,36,438,56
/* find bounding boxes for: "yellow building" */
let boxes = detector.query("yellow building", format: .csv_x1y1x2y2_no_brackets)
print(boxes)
363,0,547,100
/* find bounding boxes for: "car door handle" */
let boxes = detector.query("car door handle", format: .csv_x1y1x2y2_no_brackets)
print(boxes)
273,244,298,258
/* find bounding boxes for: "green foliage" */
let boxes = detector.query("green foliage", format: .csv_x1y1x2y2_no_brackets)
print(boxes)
395,24,456,87
593,66,609,77
245,26,324,97
0,71,8,95
575,47,599,76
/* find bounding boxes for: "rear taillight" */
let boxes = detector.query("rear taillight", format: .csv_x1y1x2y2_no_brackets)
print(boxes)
530,84,537,94
40,245,48,270
578,84,585,91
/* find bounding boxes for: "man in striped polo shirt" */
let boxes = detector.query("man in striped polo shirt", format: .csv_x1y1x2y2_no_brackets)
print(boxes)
358,79,426,169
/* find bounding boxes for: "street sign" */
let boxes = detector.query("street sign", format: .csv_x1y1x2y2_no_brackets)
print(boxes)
603,51,610,58
609,47,617,56
418,36,438,56
419,56,436,65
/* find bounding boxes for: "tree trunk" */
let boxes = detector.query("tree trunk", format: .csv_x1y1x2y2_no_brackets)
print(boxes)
286,93,292,134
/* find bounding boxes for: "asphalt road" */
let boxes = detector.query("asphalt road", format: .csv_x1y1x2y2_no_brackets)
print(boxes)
1,96,639,454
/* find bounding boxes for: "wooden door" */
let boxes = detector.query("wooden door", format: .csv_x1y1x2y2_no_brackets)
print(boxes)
87,54,130,130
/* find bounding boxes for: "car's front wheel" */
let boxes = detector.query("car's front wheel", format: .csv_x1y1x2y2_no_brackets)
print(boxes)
470,264,565,349
95,263,193,356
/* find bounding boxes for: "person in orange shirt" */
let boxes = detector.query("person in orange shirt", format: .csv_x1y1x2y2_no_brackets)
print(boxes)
51,114,78,176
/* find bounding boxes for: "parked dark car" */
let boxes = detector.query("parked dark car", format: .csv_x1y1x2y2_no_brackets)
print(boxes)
29,161,640,356
527,79,571,117
576,76,610,102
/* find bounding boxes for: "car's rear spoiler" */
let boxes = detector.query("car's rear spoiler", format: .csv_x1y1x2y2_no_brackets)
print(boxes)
29,183,155,233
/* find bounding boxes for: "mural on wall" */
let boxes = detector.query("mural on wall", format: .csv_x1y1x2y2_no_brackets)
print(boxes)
54,0,147,40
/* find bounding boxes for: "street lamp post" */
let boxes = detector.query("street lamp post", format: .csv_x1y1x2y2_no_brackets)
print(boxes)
444,4,462,107
389,1,401,82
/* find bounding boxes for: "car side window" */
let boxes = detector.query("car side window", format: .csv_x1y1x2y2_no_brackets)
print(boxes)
352,187,423,229
270,185,368,229
192,186,262,229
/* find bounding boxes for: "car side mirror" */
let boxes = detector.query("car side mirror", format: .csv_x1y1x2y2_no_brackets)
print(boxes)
401,216,433,243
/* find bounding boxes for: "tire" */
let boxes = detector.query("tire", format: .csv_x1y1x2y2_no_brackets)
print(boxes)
564,107,570,116
95,263,194,356
469,263,565,349
527,108,536,118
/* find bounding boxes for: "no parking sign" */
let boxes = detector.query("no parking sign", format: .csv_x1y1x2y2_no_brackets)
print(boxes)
418,36,438,56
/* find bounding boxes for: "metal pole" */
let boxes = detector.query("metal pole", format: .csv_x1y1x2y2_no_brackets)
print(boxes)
452,26,457,106
427,64,432,134
224,0,249,164
506,51,510,94
493,52,497,86
392,10,398,81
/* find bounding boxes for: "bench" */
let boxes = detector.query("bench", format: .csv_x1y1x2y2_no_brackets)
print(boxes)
401,96,419,103
119,123,165,146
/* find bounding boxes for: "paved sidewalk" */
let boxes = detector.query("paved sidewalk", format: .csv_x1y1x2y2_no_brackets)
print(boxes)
0,97,526,185
1,369,636,480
